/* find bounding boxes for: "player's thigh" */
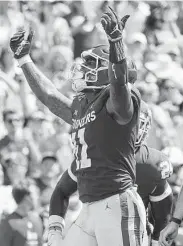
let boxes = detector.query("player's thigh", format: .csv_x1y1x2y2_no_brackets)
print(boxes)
94,194,123,246
94,191,145,246
62,223,97,246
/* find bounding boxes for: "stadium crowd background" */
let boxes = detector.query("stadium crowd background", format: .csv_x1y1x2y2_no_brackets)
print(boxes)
1,1,183,245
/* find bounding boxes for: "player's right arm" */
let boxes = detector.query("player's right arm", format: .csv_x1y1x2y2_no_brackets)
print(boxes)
9,30,72,125
101,7,136,125
48,161,77,246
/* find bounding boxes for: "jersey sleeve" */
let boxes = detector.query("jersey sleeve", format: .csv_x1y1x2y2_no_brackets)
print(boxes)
146,147,173,179
135,145,166,186
136,145,169,167
68,160,77,183
135,144,149,164
147,147,169,165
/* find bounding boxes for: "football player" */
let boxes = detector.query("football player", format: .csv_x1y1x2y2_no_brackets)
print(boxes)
135,101,173,246
10,6,145,246
47,101,173,246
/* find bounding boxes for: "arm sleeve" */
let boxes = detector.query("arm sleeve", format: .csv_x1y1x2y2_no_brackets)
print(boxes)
150,181,173,241
0,219,13,246
68,159,77,182
49,168,77,218
135,145,149,164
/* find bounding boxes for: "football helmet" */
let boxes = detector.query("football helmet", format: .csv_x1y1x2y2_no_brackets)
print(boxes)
71,45,137,92
135,100,152,148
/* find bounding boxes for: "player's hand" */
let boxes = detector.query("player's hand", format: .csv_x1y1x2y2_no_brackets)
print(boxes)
47,227,63,246
10,29,34,59
48,215,65,246
151,239,159,246
100,6,130,42
158,160,173,179
159,222,179,246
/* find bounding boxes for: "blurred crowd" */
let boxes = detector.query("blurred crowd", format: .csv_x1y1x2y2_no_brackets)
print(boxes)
1,1,183,245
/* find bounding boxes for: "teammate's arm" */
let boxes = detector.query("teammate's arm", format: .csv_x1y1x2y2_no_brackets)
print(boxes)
159,184,183,246
149,181,173,242
48,166,77,246
9,30,72,124
172,184,183,222
101,7,134,125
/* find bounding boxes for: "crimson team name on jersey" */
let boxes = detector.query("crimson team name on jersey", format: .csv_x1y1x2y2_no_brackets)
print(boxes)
72,110,96,129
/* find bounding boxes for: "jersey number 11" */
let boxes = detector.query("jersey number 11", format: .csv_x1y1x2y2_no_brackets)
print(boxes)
71,128,91,170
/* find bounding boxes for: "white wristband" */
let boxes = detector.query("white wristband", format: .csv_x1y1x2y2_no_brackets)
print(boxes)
18,55,32,67
48,215,65,231
151,239,159,246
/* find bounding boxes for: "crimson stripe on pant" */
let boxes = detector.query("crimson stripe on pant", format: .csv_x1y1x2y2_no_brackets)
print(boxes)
120,192,130,246
120,191,142,246
134,202,141,246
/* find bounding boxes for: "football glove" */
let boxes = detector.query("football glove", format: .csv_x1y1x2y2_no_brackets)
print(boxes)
100,6,130,63
47,215,65,246
101,6,129,42
158,160,173,179
10,29,34,59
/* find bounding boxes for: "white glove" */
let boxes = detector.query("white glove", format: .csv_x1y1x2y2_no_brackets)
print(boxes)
47,215,65,246
151,239,159,246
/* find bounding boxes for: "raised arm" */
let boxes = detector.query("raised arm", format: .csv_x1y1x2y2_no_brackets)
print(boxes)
101,7,134,124
10,30,72,125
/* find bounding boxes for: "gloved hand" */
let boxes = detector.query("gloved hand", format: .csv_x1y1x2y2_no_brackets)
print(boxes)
47,215,65,246
47,227,63,246
100,6,129,42
10,29,34,59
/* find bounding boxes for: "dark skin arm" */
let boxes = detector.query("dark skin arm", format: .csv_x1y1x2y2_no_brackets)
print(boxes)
21,62,73,125
49,170,77,218
101,7,134,125
106,61,134,124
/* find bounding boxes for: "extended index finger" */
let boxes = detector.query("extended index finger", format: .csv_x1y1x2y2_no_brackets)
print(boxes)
108,6,118,20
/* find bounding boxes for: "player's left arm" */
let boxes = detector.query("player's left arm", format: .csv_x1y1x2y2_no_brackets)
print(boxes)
149,180,173,242
101,7,134,125
48,161,77,245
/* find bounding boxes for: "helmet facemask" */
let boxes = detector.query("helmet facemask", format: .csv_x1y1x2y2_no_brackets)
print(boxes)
135,110,152,148
71,49,109,92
